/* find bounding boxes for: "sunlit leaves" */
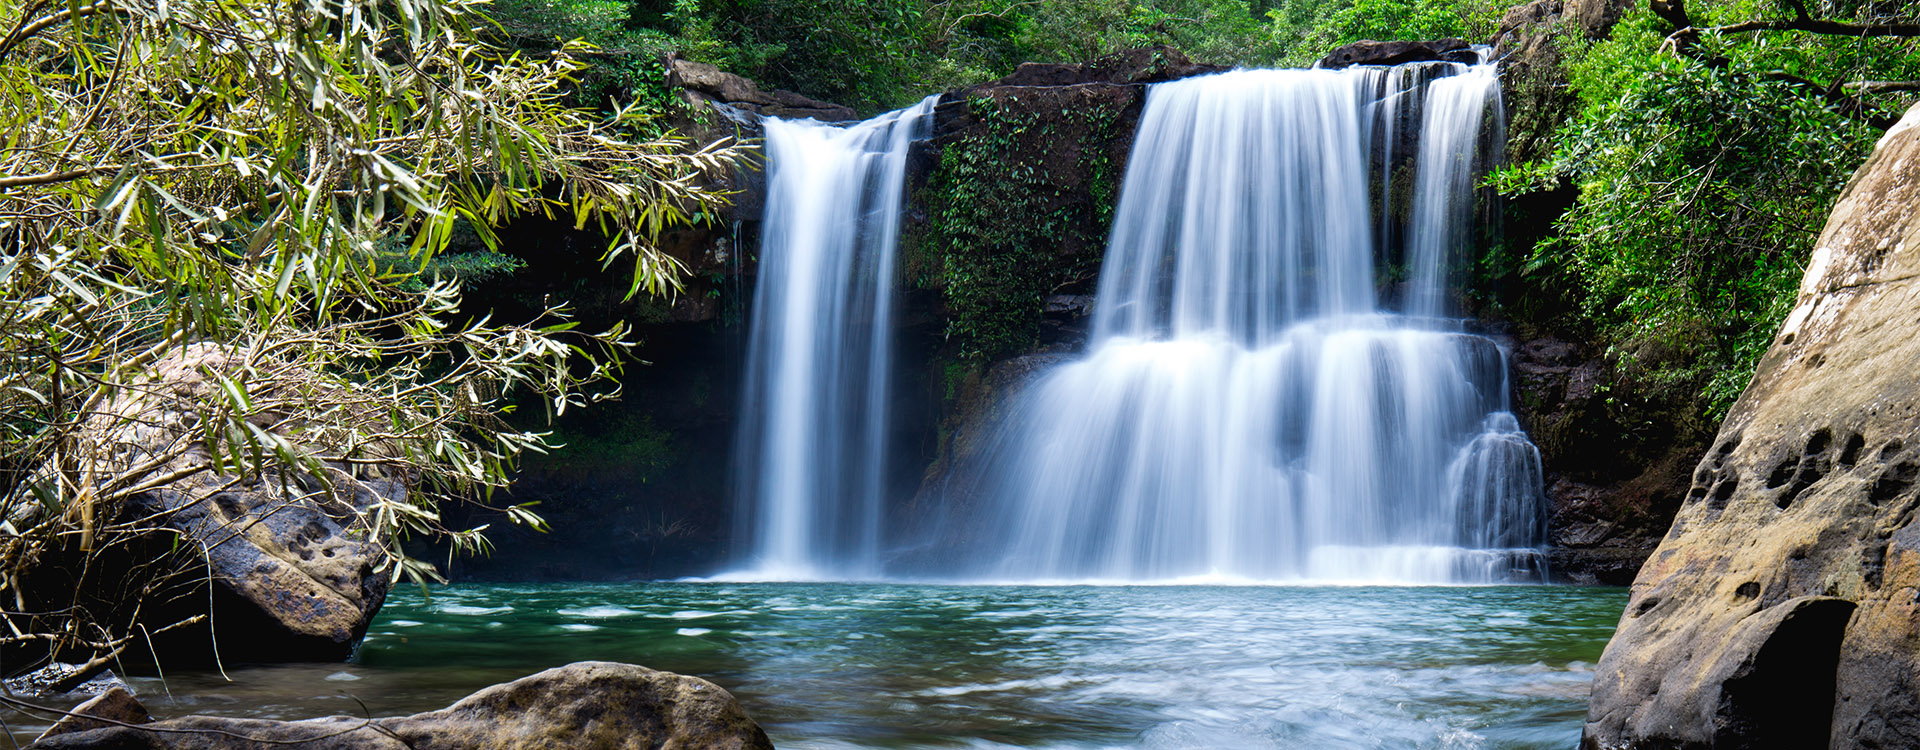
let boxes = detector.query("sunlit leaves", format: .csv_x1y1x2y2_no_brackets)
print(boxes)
0,0,741,602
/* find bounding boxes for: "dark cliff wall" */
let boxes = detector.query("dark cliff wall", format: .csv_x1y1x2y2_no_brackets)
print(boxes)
1482,0,1697,584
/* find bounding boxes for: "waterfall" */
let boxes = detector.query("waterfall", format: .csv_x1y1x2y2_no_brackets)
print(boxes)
951,62,1547,583
731,97,937,580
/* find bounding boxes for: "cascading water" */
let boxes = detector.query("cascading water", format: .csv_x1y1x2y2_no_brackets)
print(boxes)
950,61,1548,583
731,97,937,580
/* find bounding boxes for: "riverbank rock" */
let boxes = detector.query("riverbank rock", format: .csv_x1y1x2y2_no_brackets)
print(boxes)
30,662,773,749
1583,103,1920,749
5,664,134,697
13,343,396,665
1317,39,1478,69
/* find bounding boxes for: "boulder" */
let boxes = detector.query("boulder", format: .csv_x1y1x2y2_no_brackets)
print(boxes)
13,343,397,664
30,662,773,749
36,688,153,741
664,52,857,123
1584,104,1920,749
1317,39,1478,69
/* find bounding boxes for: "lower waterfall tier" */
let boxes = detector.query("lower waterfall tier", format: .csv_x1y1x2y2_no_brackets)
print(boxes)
941,316,1548,583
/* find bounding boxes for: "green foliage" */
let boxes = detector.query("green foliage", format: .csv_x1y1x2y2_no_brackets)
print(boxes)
0,0,740,657
913,95,1120,362
1497,6,1914,420
489,0,688,117
1265,0,1507,64
550,413,679,480
490,0,1511,116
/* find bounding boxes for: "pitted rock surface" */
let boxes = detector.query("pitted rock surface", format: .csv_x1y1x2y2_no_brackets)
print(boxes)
1584,103,1920,749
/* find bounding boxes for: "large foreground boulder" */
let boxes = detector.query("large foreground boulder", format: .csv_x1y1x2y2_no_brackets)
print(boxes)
12,343,397,664
31,662,773,749
1583,105,1920,749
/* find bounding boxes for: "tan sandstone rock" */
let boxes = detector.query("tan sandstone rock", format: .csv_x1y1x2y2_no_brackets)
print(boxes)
1583,104,1920,749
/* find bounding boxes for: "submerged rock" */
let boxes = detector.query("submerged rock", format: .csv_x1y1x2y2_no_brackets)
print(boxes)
31,661,773,749
35,688,153,741
5,664,134,697
1584,104,1920,749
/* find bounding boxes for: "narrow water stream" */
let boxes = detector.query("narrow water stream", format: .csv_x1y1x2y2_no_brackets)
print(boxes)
9,584,1625,749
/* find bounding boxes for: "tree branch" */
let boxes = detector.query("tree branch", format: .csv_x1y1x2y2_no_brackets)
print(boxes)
1654,0,1912,130
1844,81,1920,93
0,2,121,61
0,166,120,190
1703,17,1920,36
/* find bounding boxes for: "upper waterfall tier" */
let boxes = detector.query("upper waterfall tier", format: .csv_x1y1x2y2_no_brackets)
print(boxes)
1093,63,1502,343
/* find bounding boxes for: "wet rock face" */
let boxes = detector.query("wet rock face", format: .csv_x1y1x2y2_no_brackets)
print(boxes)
1505,336,1697,585
31,662,773,750
1491,0,1631,165
1584,104,1920,749
1317,39,1478,69
893,352,1075,574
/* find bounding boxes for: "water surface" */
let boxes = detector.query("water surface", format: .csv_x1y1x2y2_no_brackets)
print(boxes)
7,583,1624,748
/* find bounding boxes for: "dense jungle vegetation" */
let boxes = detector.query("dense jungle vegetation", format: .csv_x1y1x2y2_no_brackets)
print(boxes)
1495,0,1919,423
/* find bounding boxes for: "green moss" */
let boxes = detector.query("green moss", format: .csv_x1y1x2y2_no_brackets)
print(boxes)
910,94,1125,363
939,359,976,403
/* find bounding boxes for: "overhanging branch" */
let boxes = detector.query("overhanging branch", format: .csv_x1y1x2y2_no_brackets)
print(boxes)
1653,0,1915,130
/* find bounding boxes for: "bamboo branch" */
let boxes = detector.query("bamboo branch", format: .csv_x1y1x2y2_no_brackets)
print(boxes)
0,2,121,61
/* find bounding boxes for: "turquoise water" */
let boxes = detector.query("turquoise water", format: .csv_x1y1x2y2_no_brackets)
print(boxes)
11,583,1625,748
